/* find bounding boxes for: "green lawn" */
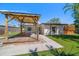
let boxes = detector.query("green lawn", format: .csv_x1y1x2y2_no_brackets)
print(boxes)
48,35,79,56
8,32,20,37
17,34,79,56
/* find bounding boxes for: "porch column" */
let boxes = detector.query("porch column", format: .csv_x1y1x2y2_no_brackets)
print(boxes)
4,15,8,40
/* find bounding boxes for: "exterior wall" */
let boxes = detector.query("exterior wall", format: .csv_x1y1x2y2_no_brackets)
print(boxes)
41,24,75,35
58,25,64,35
41,24,65,35
18,24,75,35
41,25,50,35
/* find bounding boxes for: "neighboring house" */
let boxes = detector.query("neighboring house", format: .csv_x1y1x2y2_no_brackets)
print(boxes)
40,23,75,35
40,23,66,35
23,23,75,35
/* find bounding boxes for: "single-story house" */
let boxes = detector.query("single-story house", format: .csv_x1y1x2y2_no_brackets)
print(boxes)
23,23,75,35
40,23,75,35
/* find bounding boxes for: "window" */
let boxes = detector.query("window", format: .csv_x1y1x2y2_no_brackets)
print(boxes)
27,27,32,31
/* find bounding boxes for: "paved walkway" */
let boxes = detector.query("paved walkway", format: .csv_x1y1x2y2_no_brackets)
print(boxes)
0,35,63,56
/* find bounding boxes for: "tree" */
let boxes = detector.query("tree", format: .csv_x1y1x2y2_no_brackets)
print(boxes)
47,17,61,24
64,3,79,33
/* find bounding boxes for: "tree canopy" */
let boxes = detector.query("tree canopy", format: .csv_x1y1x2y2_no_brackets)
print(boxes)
47,17,61,24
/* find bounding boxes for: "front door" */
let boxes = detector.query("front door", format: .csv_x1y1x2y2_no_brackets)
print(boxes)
51,27,56,35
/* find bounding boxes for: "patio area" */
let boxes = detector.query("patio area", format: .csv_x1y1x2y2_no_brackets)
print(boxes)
0,35,63,56
3,33,40,44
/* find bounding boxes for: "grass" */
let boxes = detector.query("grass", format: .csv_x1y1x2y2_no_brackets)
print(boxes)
8,32,20,37
48,35,79,56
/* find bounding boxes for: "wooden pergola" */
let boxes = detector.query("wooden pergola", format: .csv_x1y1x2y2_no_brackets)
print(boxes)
0,11,40,40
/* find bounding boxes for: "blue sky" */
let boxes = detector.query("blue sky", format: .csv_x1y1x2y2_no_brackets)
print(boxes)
0,3,74,26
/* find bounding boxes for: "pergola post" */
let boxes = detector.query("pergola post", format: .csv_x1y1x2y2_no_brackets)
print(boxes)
36,23,39,40
20,21,23,34
33,18,39,40
35,22,39,40
4,15,8,40
19,17,24,34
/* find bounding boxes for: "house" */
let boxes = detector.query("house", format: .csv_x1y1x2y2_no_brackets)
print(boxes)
23,23,75,35
40,23,75,35
40,23,67,35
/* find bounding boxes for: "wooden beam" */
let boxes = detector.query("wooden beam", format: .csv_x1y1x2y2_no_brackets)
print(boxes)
4,15,8,40
8,14,39,19
7,14,39,24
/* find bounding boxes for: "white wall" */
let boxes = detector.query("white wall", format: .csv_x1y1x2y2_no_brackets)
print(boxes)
44,28,50,35
42,25,64,35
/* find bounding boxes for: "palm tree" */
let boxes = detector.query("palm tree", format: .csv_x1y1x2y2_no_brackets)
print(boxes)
64,3,79,33
64,3,79,14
